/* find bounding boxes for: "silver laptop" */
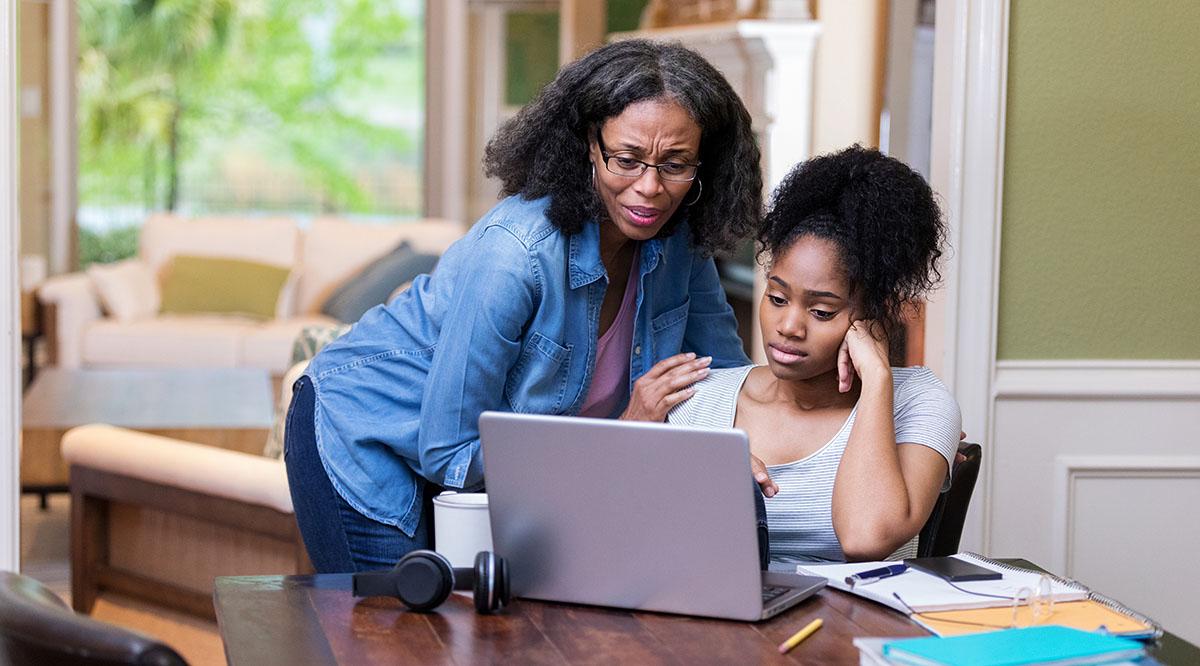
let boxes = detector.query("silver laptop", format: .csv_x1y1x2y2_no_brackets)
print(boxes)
479,411,826,621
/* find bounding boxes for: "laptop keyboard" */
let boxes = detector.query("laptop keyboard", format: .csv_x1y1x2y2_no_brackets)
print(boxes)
762,586,789,604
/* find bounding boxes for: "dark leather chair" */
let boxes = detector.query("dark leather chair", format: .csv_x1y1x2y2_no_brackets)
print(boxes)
0,571,187,665
916,442,982,557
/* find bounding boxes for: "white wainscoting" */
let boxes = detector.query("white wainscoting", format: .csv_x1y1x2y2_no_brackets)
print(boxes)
990,361,1200,645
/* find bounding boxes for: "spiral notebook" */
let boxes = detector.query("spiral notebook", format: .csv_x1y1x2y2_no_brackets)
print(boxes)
797,553,1161,639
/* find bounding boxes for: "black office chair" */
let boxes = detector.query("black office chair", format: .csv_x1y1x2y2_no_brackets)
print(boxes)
916,442,983,557
0,571,187,665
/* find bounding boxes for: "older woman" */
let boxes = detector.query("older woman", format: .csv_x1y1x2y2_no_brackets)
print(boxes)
285,39,763,572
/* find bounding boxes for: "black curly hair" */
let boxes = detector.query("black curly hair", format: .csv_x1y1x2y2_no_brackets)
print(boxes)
757,145,947,339
483,39,762,255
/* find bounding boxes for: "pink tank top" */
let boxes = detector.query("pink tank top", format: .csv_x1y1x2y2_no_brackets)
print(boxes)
577,247,640,418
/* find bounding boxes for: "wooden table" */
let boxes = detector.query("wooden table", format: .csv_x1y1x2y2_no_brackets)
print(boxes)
214,564,1200,664
21,368,274,506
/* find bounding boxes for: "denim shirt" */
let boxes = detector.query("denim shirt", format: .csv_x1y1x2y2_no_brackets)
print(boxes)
305,195,750,535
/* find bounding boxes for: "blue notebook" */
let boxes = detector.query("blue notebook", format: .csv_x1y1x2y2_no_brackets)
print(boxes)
881,626,1144,666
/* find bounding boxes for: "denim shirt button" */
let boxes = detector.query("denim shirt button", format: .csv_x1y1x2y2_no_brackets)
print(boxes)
634,345,642,356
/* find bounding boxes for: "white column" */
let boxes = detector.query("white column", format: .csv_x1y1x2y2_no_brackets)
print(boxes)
925,0,1011,554
559,0,606,63
49,0,76,274
1,0,23,572
425,0,470,224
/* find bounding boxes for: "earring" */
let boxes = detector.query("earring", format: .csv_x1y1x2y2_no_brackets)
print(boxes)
685,179,703,206
591,162,596,187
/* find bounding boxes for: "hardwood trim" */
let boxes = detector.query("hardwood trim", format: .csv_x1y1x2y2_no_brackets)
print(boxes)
70,466,297,540
42,301,58,366
71,464,310,619
95,565,217,620
70,481,108,614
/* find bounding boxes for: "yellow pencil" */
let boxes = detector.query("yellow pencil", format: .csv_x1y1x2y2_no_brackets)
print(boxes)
777,618,823,654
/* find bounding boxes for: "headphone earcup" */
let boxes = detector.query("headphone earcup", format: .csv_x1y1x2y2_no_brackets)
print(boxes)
471,551,510,614
392,550,454,612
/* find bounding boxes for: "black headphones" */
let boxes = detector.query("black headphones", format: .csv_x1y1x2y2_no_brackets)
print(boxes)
352,550,510,614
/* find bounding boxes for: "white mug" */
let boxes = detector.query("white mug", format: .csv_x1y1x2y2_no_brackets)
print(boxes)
431,491,493,569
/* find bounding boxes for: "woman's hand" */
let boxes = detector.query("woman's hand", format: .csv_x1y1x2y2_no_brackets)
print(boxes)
838,320,891,393
620,353,711,422
751,454,779,497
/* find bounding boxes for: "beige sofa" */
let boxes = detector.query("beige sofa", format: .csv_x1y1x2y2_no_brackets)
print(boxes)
64,355,320,619
38,214,462,374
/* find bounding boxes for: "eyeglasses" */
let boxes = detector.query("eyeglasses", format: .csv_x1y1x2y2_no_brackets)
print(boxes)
894,574,1057,630
596,132,700,183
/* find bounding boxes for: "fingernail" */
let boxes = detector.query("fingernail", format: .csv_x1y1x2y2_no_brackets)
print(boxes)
686,352,696,359
697,368,709,377
700,356,713,365
766,488,776,497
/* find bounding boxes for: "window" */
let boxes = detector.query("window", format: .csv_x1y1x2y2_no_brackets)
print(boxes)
76,0,424,265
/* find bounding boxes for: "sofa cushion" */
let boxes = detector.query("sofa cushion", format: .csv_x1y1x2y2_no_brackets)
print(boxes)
320,241,440,323
82,315,258,367
62,424,293,514
239,315,341,374
86,259,160,322
139,214,300,275
296,218,463,315
161,255,291,321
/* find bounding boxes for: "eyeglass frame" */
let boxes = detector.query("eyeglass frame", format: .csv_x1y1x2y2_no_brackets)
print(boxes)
594,131,701,183
893,573,1057,631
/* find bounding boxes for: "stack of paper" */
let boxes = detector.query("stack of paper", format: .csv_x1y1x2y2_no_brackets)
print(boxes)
797,554,1087,614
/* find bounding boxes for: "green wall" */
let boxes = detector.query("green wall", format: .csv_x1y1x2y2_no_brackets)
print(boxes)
998,1,1200,359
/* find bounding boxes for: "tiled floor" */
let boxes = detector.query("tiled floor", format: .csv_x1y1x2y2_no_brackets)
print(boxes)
19,494,227,665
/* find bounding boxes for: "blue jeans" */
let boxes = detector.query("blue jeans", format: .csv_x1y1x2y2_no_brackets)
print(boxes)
284,375,435,572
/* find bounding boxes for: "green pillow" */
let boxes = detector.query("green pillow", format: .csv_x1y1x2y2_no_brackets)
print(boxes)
160,255,291,320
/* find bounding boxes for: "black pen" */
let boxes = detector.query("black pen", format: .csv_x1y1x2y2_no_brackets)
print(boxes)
844,564,908,587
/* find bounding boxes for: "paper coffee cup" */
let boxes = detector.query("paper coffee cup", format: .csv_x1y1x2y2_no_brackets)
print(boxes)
432,491,493,569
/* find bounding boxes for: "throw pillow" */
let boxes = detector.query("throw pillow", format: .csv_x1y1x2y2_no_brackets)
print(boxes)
320,241,439,323
263,323,352,459
160,255,291,321
275,268,303,319
86,259,160,322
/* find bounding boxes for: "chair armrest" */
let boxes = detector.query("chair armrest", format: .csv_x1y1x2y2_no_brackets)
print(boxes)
37,272,102,368
62,424,292,514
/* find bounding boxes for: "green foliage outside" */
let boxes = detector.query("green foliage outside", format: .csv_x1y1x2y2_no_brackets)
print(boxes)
79,225,141,267
77,0,424,267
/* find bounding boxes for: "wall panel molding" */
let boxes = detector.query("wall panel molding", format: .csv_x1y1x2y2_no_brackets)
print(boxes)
1050,455,1200,577
995,360,1200,399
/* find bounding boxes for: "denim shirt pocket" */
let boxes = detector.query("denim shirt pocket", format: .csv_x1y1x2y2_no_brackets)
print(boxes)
504,331,573,414
650,298,690,359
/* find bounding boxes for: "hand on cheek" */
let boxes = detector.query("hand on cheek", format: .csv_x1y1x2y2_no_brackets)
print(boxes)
839,320,890,392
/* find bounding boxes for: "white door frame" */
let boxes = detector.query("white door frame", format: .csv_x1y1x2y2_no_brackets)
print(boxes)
924,0,1010,554
2,0,23,571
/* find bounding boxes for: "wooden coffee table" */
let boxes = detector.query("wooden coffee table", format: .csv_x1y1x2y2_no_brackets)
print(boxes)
21,368,274,507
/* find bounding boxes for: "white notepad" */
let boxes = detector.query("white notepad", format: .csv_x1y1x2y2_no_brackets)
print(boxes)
796,553,1088,614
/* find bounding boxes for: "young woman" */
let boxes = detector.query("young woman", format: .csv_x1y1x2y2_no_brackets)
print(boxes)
669,146,961,563
285,40,762,572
